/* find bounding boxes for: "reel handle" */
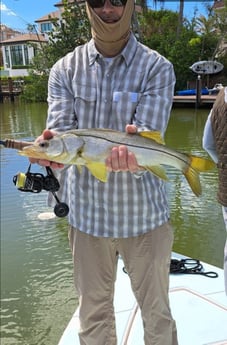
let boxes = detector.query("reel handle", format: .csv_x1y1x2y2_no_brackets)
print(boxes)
52,192,69,218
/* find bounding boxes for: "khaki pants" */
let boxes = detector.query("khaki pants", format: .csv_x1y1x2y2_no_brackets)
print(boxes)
69,223,178,345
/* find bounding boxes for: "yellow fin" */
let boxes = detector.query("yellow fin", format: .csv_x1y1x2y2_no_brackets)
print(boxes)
145,165,169,181
184,166,201,197
183,156,215,197
138,131,165,144
86,162,108,182
190,155,216,172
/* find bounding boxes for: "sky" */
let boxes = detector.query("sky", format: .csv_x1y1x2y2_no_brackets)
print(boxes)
0,0,213,31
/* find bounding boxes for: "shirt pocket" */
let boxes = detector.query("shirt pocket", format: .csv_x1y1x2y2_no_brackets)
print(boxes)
112,91,141,127
73,85,97,126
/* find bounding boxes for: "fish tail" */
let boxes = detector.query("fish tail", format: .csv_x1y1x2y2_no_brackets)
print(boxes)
190,155,216,172
184,155,216,197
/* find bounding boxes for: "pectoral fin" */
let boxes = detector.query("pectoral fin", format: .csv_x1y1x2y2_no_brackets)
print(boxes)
86,162,108,182
145,165,169,181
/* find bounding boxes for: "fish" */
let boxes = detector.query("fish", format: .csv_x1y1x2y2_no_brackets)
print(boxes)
18,128,216,196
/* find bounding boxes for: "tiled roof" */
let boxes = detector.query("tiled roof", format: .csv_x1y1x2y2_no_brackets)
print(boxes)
35,10,59,23
1,33,47,44
213,0,225,9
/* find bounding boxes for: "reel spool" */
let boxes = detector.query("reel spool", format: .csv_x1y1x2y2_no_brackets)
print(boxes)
13,165,69,218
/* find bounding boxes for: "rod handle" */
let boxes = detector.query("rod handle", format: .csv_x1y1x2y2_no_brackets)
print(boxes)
0,139,34,150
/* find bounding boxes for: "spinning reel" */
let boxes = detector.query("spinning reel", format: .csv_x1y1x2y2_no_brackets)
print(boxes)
13,164,69,218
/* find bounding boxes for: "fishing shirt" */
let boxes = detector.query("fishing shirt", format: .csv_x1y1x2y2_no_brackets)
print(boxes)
47,33,176,238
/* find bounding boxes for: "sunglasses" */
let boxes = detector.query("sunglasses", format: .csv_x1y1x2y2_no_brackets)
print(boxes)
87,0,127,8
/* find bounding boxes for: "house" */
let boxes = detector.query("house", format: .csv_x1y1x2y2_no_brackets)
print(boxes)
35,11,60,38
0,1,76,77
0,25,22,72
34,0,85,35
0,30,47,77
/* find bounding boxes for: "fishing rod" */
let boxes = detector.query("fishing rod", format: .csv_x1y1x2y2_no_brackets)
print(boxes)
0,139,69,218
0,138,34,150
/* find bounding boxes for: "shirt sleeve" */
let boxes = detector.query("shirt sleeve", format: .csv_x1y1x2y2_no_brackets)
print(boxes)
46,58,78,131
133,56,176,136
202,111,218,163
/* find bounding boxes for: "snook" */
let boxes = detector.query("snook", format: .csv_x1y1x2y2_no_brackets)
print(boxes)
19,128,216,196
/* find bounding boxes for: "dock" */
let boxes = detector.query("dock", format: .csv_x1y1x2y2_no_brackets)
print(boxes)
173,94,217,108
0,78,23,103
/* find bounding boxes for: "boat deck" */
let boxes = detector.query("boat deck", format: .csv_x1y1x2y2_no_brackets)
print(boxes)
58,254,227,345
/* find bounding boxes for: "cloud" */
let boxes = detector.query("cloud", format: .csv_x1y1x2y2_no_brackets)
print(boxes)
0,3,17,16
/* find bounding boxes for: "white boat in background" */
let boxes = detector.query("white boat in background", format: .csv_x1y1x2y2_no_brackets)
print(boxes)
58,253,227,345
190,61,224,75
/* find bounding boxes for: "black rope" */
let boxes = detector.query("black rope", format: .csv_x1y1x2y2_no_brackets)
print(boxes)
170,259,218,278
123,258,218,278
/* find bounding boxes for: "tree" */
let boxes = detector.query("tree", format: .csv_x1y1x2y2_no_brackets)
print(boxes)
22,1,91,102
138,7,220,90
151,0,184,38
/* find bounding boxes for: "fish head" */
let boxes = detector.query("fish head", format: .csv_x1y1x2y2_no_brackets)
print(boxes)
19,134,85,164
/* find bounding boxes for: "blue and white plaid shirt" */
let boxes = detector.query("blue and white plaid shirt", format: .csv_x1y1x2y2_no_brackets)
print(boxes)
47,34,176,238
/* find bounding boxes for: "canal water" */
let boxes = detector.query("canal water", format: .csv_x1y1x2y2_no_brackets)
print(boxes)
0,102,225,345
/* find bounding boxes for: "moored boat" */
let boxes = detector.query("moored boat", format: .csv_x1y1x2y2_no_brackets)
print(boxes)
176,88,209,96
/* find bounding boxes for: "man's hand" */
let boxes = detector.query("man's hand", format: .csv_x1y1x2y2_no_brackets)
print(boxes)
29,129,64,169
105,124,140,173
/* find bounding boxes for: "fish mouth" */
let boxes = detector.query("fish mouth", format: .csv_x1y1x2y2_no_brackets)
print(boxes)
19,146,50,160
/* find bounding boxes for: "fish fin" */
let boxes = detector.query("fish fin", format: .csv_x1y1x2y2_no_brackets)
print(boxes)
183,156,215,197
145,165,169,181
86,162,108,182
138,131,165,145
190,155,216,172
183,166,201,197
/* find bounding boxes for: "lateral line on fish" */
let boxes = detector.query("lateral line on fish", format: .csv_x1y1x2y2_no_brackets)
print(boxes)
76,133,191,168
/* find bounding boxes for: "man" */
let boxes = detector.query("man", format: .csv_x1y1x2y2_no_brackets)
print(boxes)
203,87,227,294
30,0,178,343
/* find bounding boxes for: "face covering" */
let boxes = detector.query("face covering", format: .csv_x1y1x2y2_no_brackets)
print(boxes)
86,0,135,57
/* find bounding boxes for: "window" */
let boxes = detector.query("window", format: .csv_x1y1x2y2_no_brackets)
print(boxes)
4,46,10,67
24,45,29,65
40,22,52,33
10,45,23,66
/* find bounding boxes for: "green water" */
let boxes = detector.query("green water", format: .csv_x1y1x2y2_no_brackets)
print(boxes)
0,102,225,345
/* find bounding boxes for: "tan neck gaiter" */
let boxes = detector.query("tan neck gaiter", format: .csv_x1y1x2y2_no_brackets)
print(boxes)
86,0,134,56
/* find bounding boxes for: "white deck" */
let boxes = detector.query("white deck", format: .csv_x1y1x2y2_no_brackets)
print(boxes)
58,254,227,345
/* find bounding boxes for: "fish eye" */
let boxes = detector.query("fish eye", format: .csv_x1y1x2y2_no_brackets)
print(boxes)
39,141,49,148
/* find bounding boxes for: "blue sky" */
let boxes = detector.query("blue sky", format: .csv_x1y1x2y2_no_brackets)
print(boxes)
1,0,212,31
